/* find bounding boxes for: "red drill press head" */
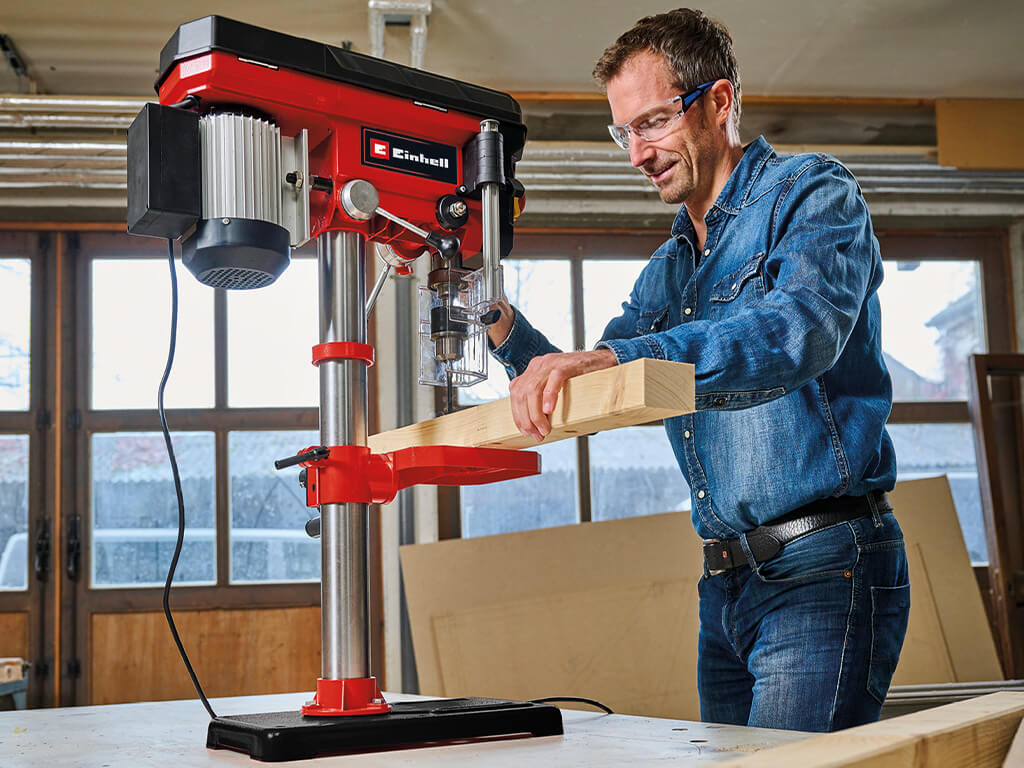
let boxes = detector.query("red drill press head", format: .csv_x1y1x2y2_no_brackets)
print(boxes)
127,15,526,291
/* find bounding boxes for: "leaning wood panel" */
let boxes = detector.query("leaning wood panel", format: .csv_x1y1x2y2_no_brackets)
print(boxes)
90,607,320,705
0,612,28,659
715,691,1024,768
369,358,695,453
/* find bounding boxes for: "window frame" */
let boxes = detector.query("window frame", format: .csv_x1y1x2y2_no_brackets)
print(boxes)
0,231,52,708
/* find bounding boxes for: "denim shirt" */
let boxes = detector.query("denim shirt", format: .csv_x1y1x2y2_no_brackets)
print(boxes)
492,136,896,539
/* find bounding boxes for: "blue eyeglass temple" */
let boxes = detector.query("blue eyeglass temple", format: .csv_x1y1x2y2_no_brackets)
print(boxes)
681,81,717,110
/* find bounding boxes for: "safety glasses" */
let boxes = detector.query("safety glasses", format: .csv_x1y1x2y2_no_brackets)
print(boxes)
607,80,718,150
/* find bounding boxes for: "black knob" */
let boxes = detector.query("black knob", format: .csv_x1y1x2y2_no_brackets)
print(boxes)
436,194,470,230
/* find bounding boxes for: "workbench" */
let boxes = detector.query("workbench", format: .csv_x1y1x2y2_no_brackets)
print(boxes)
0,692,808,767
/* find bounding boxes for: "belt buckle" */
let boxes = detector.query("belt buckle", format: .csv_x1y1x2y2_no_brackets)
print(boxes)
703,538,730,576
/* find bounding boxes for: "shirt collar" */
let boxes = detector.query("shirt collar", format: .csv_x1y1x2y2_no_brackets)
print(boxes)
670,135,776,237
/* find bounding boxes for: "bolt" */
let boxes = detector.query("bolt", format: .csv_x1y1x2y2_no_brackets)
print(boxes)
448,200,468,218
221,217,230,225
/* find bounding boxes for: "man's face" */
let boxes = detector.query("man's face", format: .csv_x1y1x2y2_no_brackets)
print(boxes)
606,51,716,205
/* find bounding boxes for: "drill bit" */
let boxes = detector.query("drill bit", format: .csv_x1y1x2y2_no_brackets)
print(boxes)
444,362,454,414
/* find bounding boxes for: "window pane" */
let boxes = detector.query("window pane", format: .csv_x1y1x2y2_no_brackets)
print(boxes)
590,426,691,521
583,260,646,350
0,435,29,590
878,261,984,401
228,258,318,407
461,439,578,536
91,432,215,587
229,430,320,583
0,259,31,411
463,259,573,405
888,423,986,564
92,260,214,409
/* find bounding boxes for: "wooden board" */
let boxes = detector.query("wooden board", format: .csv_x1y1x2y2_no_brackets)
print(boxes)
89,607,320,705
890,477,1005,682
369,358,695,453
401,512,704,719
1002,718,1024,768
714,691,1024,768
0,612,28,660
936,99,1024,170
892,543,957,685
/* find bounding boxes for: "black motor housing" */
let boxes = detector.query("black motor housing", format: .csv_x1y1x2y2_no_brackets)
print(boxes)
182,218,290,290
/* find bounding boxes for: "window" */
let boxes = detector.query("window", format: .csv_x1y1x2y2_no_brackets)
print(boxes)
81,236,321,588
90,432,216,587
228,430,320,583
0,256,31,591
91,259,214,410
454,232,1012,565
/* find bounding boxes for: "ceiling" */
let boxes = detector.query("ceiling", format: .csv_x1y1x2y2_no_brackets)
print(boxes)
1,0,1022,99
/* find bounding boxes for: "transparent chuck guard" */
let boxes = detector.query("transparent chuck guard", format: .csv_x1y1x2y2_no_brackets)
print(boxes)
418,264,499,392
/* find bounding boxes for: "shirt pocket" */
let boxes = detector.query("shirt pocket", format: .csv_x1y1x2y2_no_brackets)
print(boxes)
635,304,669,336
709,252,767,315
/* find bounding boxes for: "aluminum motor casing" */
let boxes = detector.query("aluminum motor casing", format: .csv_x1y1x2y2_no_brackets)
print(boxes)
183,112,291,290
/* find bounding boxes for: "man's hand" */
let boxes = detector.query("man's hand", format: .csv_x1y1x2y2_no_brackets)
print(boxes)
486,299,515,348
509,348,618,441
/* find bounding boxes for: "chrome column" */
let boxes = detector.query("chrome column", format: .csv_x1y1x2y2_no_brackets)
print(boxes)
317,230,370,680
479,119,503,305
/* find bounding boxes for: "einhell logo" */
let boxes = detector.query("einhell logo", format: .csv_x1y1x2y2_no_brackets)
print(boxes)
361,128,457,184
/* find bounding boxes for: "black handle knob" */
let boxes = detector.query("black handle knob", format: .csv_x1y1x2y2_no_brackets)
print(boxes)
274,446,329,470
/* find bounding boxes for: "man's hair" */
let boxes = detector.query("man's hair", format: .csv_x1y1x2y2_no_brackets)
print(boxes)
593,8,742,131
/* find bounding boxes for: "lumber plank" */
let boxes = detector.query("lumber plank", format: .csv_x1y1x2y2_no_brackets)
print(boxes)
714,691,1024,768
368,358,695,453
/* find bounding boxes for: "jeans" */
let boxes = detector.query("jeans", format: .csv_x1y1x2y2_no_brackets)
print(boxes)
697,509,910,732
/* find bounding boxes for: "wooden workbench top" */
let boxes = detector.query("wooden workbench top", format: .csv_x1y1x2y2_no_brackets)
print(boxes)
0,692,807,767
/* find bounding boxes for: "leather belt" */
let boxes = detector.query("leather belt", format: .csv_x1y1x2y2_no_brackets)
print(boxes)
702,490,891,576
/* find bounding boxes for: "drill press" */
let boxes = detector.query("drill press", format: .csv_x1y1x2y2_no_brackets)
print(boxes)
127,15,559,761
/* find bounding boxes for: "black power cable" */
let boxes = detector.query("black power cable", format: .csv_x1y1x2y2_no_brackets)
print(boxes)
159,238,217,720
529,696,614,714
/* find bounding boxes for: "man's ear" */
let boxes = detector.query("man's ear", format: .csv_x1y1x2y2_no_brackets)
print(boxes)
709,80,734,128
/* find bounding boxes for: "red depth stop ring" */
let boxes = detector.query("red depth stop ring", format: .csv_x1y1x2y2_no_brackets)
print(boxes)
312,342,375,367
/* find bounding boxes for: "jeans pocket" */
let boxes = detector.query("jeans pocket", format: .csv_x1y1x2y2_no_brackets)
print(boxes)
867,583,911,704
753,522,858,583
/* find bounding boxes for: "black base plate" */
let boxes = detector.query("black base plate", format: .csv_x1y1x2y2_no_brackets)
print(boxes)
206,697,564,762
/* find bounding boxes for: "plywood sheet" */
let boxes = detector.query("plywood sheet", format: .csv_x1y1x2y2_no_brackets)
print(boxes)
891,476,1005,682
432,580,698,718
89,606,320,705
402,475,1002,724
370,358,695,453
0,612,28,660
892,543,956,685
401,512,704,719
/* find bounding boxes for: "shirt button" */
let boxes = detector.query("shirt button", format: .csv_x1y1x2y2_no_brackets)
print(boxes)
684,430,691,439
684,307,692,316
697,490,706,499
703,248,711,257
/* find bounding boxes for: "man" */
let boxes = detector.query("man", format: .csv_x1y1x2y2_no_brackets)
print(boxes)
486,9,909,732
